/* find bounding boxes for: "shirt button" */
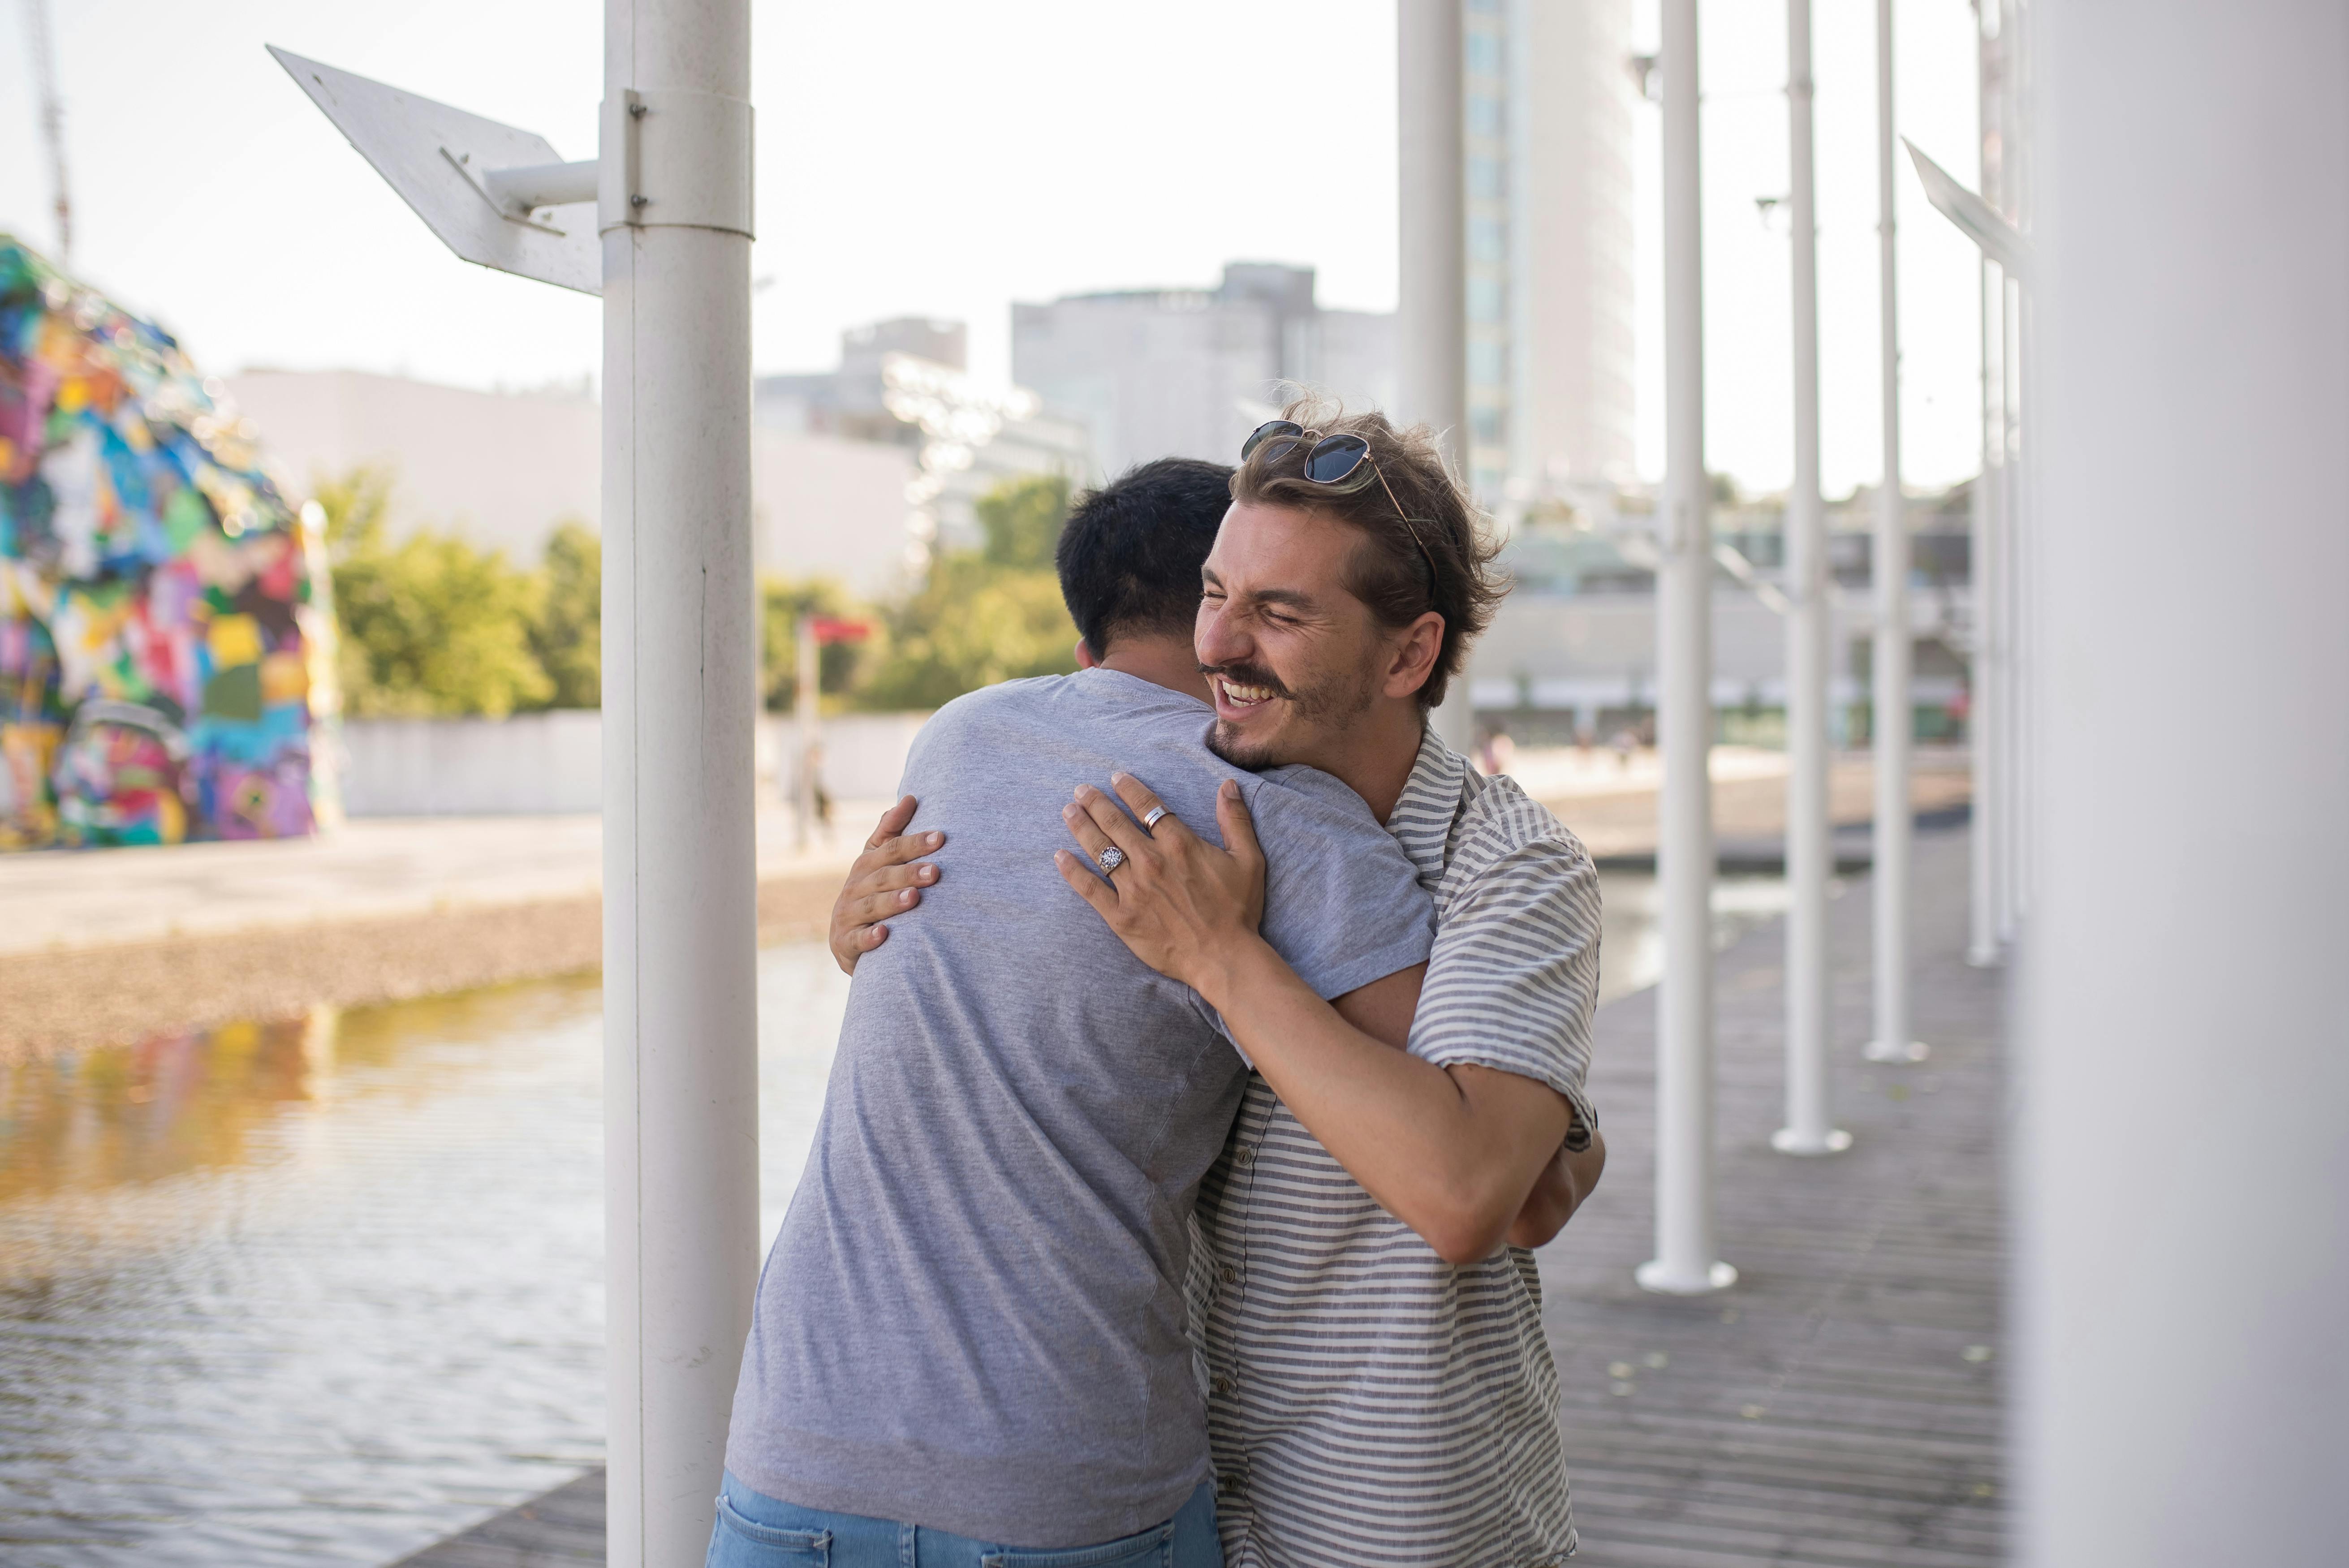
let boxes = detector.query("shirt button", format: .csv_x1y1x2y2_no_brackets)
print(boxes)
1234,1145,1256,1167
1219,1263,1239,1286
1211,1373,1234,1396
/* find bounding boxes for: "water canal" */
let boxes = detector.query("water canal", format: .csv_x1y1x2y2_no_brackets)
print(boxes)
0,871,1793,1565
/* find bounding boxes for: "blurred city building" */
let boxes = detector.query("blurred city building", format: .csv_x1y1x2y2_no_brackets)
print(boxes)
1011,262,1395,479
227,368,917,597
1011,5,1633,513
1478,484,1973,744
756,317,1094,567
1463,0,1638,505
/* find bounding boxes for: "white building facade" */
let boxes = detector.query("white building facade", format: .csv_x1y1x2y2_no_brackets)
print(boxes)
225,368,918,598
1469,0,1638,507
1011,263,1396,480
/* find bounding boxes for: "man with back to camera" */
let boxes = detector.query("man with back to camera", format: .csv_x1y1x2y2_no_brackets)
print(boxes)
838,403,1611,1567
708,458,1448,1568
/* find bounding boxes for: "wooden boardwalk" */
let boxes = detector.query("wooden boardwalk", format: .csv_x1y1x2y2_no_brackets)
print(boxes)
393,823,2004,1568
1538,823,2004,1566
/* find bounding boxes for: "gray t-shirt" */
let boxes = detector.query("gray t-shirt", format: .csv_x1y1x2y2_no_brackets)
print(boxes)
725,668,1433,1548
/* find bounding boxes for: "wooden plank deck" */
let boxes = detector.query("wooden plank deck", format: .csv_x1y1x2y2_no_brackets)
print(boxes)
392,822,2004,1568
390,1468,603,1567
1538,822,2004,1566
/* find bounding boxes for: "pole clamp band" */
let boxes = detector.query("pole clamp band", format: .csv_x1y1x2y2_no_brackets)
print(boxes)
599,88,754,238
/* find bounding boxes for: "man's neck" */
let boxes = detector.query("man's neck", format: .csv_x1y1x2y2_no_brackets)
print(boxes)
1310,698,1427,825
1097,635,1214,705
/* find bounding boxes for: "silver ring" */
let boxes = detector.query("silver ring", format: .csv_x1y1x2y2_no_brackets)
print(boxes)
1142,806,1167,830
1096,845,1125,875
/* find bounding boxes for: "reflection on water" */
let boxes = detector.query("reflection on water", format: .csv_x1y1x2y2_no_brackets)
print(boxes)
0,871,1774,1565
0,946,850,1568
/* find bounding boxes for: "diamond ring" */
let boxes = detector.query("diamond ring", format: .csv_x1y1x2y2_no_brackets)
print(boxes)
1142,806,1167,830
1096,846,1126,875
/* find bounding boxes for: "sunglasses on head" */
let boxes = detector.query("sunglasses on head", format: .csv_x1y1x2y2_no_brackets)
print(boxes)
1241,420,1441,592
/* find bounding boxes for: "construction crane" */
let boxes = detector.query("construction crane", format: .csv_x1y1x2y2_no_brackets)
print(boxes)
19,0,72,267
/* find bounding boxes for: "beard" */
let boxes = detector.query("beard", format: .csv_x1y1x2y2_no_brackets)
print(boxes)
1202,651,1381,770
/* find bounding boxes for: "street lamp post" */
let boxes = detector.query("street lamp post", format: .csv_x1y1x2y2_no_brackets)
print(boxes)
268,3,760,1559
1397,0,1478,758
1864,0,1927,1065
1774,0,1851,1157
1636,0,1734,1296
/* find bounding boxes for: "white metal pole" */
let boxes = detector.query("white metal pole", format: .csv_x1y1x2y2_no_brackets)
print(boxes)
1863,0,1925,1064
1398,0,1478,756
1967,1,2003,969
1773,0,1849,1157
2022,3,2349,1557
1993,0,2022,947
600,0,759,1563
2000,0,2032,940
1636,0,1732,1295
795,614,819,850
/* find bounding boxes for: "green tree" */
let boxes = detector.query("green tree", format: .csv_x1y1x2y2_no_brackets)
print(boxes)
861,474,1080,710
975,473,1070,569
759,576,880,711
529,521,601,709
316,465,552,718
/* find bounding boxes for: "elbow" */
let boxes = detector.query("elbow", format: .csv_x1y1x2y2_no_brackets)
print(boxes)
1429,1227,1504,1268
1413,1179,1520,1266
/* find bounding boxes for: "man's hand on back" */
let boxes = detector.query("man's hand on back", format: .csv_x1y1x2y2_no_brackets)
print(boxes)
829,795,942,974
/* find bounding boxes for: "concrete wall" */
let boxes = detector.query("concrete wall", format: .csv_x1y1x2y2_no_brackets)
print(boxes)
340,711,930,817
227,370,917,594
227,370,599,562
750,431,916,596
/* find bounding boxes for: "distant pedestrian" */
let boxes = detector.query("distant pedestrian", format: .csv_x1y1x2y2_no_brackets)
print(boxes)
1476,722,1516,779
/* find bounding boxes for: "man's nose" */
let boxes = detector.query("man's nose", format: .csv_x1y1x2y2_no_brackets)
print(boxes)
1195,599,1251,668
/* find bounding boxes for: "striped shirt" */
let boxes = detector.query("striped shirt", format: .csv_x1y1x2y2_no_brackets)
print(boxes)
1191,727,1602,1567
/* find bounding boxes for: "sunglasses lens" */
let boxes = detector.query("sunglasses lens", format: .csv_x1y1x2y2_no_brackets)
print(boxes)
1241,420,1305,461
1304,433,1371,486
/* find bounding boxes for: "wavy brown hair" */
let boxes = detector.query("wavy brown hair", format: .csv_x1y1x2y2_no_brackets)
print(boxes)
1228,396,1504,708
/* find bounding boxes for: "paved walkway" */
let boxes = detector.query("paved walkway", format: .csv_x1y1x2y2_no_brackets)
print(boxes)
0,804,890,957
388,822,2004,1568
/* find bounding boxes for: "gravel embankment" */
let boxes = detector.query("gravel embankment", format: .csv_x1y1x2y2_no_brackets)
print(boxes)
0,871,843,1060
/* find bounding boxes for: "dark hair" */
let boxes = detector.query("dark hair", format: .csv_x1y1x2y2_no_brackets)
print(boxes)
1055,457,1236,657
1229,396,1505,707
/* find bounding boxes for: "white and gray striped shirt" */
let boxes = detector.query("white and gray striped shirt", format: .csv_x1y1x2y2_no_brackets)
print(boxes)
1192,727,1602,1567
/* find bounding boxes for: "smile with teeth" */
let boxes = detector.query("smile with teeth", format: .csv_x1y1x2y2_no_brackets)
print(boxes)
1215,677,1280,709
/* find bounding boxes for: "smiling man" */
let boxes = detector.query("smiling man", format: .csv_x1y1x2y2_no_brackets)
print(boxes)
1050,405,1607,1568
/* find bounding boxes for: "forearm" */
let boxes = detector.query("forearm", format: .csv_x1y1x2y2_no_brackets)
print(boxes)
1201,937,1567,1265
1505,1131,1606,1249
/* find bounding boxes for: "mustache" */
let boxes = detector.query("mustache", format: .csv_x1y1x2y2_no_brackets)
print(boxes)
1199,661,1293,700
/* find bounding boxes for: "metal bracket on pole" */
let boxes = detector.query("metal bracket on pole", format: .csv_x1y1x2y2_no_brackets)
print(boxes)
267,46,602,295
1905,137,2032,278
599,87,755,237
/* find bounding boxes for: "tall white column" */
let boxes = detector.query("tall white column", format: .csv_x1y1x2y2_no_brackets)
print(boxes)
1397,0,1478,755
1635,0,1732,1295
2022,3,2349,1558
1773,0,1849,1158
1862,0,1925,1065
600,1,759,1563
1967,2,2004,969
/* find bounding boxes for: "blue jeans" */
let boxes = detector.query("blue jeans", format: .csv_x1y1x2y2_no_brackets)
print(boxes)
705,1471,1223,1568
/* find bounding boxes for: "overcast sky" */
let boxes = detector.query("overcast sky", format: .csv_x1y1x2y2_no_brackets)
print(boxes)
0,0,1985,498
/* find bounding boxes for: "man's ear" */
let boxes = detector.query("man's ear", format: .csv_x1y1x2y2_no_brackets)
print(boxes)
1383,611,1446,700
1074,637,1100,670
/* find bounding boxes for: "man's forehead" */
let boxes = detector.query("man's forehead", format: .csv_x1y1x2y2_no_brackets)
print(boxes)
1210,502,1353,586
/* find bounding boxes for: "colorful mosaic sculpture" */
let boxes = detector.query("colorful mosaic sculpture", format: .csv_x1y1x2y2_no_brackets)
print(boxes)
0,238,336,849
